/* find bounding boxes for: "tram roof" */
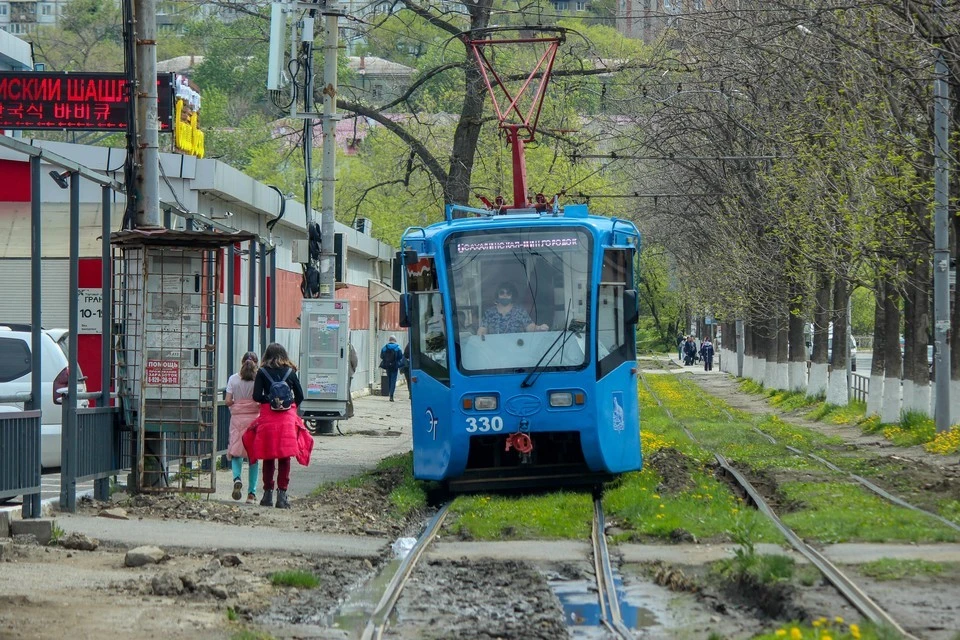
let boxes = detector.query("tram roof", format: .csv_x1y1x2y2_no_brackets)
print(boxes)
404,204,639,245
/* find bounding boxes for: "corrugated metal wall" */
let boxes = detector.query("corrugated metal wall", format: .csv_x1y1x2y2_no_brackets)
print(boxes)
0,258,71,327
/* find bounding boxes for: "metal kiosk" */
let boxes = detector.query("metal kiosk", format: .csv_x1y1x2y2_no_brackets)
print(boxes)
112,229,255,493
299,299,351,432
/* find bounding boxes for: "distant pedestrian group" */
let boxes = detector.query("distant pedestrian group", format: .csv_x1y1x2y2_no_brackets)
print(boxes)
677,335,714,372
226,343,315,510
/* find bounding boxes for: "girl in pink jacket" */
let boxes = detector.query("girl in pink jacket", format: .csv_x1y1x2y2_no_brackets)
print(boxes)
225,352,261,504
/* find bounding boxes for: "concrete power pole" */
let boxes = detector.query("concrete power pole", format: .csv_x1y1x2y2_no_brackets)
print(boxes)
319,2,340,299
932,4,951,433
134,0,159,228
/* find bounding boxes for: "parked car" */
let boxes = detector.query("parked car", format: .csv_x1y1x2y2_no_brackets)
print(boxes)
0,326,87,468
805,323,858,371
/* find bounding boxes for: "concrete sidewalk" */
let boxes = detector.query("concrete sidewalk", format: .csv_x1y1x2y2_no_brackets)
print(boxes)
210,384,414,503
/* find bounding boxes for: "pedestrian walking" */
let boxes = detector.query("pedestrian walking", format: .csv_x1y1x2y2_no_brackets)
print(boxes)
400,342,411,396
380,336,404,402
677,333,685,361
243,343,313,509
700,336,715,371
346,341,358,418
682,336,698,366
225,352,261,504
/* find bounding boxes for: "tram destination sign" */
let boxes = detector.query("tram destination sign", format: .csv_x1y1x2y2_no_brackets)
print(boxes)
0,72,174,131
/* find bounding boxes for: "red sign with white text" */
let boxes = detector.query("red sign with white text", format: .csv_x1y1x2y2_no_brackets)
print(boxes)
0,72,174,131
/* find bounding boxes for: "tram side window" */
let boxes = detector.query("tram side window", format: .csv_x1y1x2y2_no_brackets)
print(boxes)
414,291,449,384
597,249,634,378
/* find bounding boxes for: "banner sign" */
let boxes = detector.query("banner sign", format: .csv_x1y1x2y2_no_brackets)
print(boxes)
0,72,174,131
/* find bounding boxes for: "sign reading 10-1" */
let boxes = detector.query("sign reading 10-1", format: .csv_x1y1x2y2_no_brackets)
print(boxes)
78,288,103,335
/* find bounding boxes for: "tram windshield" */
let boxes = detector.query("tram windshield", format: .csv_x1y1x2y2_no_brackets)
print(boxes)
445,227,592,374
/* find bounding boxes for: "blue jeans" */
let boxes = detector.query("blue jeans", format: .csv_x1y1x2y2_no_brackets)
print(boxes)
386,368,399,399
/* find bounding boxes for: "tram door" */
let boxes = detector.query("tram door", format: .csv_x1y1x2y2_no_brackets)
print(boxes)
299,299,351,419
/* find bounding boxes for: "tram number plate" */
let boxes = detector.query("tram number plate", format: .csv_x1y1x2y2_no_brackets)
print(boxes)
465,416,504,433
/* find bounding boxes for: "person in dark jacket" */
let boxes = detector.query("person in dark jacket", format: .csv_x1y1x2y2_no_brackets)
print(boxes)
380,336,404,402
682,336,698,366
248,342,305,509
700,337,715,371
346,342,358,418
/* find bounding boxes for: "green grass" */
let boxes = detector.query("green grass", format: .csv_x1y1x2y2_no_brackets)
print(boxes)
447,491,592,539
752,620,905,640
880,411,937,446
269,570,320,589
310,452,429,518
805,400,867,425
859,558,946,581
226,608,238,621
780,482,959,543
231,632,275,640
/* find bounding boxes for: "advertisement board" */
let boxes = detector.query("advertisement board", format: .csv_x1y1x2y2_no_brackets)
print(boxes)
0,72,174,130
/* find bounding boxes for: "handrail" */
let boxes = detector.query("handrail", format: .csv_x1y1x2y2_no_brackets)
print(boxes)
0,392,32,403
55,389,119,401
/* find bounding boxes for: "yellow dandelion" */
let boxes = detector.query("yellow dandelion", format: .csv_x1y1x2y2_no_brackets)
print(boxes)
821,635,832,640
849,624,861,640
790,628,802,640
833,616,843,624
812,620,821,628
774,630,787,638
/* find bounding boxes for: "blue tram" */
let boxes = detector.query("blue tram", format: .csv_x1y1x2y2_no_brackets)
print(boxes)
399,203,642,491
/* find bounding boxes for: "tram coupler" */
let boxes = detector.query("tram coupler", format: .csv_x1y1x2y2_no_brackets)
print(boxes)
505,432,533,456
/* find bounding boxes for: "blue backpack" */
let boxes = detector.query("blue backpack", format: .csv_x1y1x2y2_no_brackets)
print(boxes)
263,368,294,411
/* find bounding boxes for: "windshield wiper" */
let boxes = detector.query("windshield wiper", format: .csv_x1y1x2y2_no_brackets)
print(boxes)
520,317,584,389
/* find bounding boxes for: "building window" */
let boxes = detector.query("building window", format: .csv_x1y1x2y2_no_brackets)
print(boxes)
576,1,586,10
0,4,8,16
41,4,51,15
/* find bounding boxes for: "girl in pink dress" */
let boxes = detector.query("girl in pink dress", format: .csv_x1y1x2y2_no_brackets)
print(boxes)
225,352,261,503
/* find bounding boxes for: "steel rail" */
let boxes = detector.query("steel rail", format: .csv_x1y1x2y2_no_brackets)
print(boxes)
668,365,960,535
591,499,633,640
360,502,451,640
639,366,919,639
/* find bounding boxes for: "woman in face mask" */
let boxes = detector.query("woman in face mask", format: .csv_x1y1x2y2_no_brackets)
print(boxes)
477,281,549,336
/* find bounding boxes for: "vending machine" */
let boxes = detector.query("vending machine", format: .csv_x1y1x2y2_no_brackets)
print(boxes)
299,299,351,422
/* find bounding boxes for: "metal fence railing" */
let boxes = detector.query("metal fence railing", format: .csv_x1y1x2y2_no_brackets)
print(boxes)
0,410,41,506
76,407,125,483
851,373,869,403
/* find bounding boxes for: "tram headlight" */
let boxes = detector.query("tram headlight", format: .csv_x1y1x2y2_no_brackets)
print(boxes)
474,395,498,411
549,392,574,407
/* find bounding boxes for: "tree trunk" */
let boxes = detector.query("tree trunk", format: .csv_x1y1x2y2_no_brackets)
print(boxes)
774,308,789,390
808,273,831,397
788,303,807,392
880,280,902,422
743,321,753,379
826,278,849,406
866,280,886,416
445,22,492,208
902,252,931,414
952,213,960,422
763,316,778,387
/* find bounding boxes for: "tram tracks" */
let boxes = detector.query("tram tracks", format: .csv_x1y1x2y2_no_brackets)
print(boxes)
638,362,919,639
359,499,633,640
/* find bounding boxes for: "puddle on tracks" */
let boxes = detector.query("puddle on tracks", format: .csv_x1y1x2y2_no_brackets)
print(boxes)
330,558,403,635
550,567,692,638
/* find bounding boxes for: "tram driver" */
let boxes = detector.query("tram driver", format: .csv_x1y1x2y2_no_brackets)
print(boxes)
477,282,549,336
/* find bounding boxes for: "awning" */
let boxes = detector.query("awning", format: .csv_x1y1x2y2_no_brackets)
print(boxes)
368,279,400,303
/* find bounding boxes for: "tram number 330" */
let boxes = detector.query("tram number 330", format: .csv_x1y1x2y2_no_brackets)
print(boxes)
465,416,504,433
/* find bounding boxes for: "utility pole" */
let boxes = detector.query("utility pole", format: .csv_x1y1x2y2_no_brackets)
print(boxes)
319,1,340,299
134,0,159,228
932,0,951,433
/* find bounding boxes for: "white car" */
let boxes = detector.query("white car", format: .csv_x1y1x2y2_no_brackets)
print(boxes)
0,326,87,468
